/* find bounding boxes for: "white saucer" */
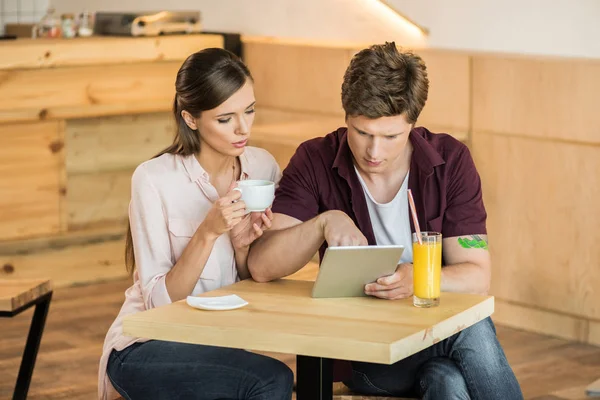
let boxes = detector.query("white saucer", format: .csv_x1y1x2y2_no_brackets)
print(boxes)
186,294,248,311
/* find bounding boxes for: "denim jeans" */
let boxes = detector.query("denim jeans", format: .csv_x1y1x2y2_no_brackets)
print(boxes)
107,340,294,400
344,318,523,400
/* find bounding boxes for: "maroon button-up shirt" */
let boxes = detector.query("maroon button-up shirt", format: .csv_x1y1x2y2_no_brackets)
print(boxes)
271,126,487,379
273,126,487,256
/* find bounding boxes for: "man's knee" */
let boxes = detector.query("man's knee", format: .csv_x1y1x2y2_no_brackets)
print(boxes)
454,317,509,371
419,358,469,399
458,317,500,347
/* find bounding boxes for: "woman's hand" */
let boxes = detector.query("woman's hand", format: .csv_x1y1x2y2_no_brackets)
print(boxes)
230,208,274,250
200,188,246,240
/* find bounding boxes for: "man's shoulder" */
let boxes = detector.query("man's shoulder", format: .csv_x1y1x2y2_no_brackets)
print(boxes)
414,127,471,165
293,127,347,165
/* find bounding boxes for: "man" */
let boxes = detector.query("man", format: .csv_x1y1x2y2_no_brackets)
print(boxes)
248,42,523,399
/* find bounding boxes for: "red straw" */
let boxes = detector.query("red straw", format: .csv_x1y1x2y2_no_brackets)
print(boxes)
407,189,422,245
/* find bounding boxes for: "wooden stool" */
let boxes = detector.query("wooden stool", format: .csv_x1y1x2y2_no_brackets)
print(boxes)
0,279,53,400
333,382,413,399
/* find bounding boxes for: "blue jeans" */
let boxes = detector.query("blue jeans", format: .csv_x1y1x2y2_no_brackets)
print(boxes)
344,318,523,400
107,340,294,400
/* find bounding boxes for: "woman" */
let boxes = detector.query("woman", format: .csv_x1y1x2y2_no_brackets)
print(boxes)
99,48,293,400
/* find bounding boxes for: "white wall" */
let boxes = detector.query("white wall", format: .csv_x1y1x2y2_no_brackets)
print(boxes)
388,0,600,59
51,0,600,59
1,0,49,35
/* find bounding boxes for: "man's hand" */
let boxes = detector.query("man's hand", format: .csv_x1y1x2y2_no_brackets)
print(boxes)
319,210,368,247
364,263,413,300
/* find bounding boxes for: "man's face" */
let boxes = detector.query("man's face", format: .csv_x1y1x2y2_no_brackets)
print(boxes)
346,114,413,174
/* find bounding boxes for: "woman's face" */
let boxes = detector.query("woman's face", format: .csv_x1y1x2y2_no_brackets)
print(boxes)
184,79,256,157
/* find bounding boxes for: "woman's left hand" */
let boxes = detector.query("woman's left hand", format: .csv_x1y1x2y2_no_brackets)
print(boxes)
229,208,274,250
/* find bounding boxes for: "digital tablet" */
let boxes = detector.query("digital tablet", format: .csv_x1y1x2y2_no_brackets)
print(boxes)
311,245,404,298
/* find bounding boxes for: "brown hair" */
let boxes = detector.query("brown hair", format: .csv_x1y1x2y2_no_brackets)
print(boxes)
125,48,253,275
341,42,429,124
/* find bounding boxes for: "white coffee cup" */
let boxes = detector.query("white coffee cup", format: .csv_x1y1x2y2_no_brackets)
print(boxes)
233,180,275,212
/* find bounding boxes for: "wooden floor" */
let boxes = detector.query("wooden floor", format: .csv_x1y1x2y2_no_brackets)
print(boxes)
1,279,599,400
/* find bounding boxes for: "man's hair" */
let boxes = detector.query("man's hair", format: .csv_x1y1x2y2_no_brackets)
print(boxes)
341,42,429,124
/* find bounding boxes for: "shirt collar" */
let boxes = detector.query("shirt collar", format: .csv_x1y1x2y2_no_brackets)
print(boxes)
409,127,445,174
181,153,250,183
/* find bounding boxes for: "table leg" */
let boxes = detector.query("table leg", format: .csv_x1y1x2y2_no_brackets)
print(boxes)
296,355,333,400
12,291,52,400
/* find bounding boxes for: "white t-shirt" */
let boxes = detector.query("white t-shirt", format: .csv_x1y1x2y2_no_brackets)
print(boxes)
354,166,413,264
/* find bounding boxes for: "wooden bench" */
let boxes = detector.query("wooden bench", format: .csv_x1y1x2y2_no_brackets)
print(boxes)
0,279,53,400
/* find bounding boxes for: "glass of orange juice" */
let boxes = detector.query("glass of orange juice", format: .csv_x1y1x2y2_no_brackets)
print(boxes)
412,232,442,307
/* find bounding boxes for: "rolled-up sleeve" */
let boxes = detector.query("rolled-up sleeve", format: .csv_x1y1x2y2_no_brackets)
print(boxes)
129,164,173,309
271,143,319,222
443,146,487,237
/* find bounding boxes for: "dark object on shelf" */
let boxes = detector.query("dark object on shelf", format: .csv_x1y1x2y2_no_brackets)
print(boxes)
94,11,202,36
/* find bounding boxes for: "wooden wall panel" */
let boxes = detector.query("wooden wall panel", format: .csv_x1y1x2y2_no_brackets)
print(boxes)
416,50,471,137
0,121,63,240
254,108,343,126
472,56,600,144
251,111,344,169
244,41,351,115
494,299,589,343
589,321,600,347
67,169,133,229
0,62,180,124
64,113,175,229
65,113,174,174
0,35,223,70
0,235,127,288
245,39,470,140
472,131,600,320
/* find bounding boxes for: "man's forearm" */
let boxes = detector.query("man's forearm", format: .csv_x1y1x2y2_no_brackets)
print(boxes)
233,246,251,280
248,215,325,282
441,262,491,295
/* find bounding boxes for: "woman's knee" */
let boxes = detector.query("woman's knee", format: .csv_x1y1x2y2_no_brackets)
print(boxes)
259,357,294,398
269,358,294,387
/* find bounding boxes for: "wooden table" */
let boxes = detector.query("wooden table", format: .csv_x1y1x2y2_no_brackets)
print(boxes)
1,279,53,400
123,279,494,400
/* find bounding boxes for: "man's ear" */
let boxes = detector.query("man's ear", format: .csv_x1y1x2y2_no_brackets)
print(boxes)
181,110,198,130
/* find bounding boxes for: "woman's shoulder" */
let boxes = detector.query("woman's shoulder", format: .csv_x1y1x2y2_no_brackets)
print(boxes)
244,146,277,164
242,146,281,182
243,146,278,169
131,153,180,188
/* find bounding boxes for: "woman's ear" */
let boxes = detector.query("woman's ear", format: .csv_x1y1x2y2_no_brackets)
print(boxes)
181,110,198,130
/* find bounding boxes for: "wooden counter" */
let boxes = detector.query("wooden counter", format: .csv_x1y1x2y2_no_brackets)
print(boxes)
0,34,224,286
0,35,223,123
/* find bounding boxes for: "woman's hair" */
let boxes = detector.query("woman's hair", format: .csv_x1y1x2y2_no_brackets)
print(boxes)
341,42,429,124
125,48,253,275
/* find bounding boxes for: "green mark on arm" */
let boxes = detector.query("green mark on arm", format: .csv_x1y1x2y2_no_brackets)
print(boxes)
458,235,488,250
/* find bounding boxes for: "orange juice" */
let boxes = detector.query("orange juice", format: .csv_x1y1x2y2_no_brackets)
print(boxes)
412,232,442,307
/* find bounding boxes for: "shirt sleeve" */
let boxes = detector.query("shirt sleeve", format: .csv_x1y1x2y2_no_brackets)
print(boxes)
442,146,488,237
129,164,173,309
271,159,282,186
271,143,320,223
